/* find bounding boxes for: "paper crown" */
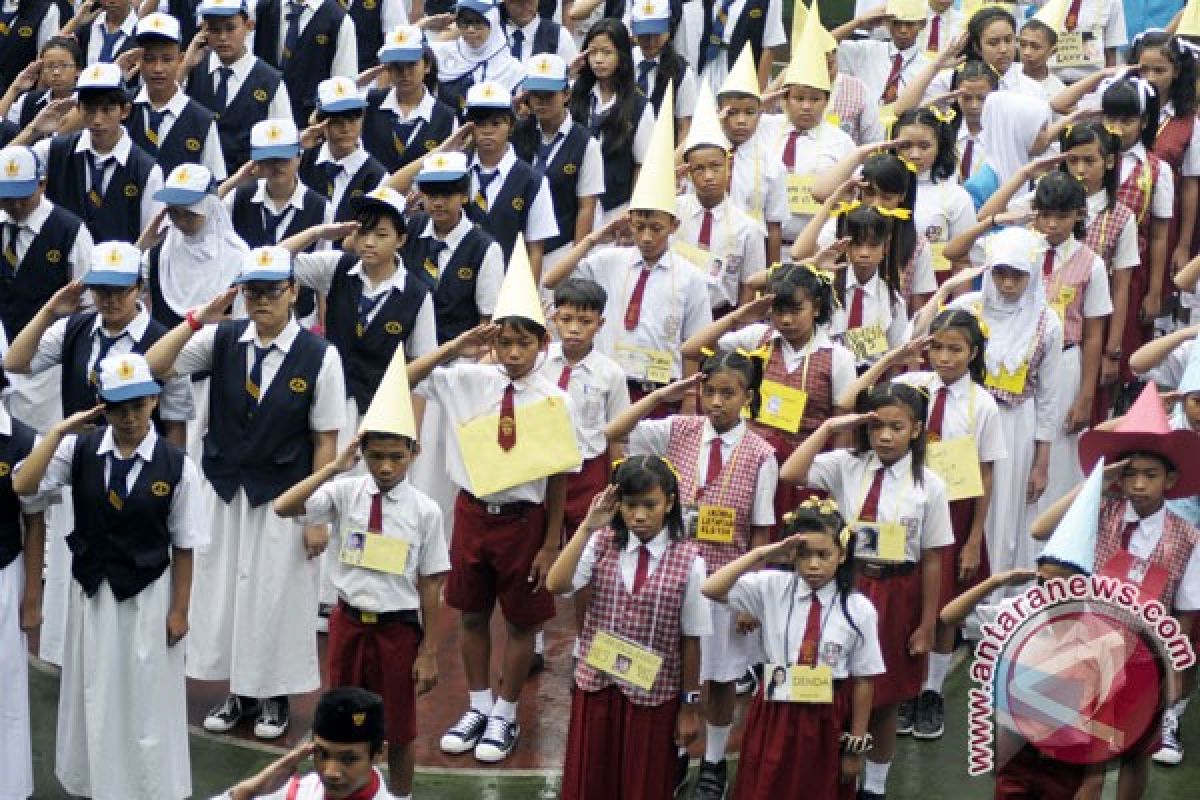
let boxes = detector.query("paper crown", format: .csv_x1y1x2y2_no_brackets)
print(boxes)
1031,0,1069,28
718,45,760,99
359,346,417,439
885,0,927,22
628,85,677,217
783,0,832,91
682,82,731,155
491,233,545,326
1079,383,1200,497
1037,459,1104,575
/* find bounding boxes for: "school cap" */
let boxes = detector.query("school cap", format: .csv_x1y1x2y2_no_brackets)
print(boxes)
379,25,425,63
0,146,44,198
96,353,162,403
313,687,385,745
417,152,469,183
85,241,142,287
456,0,495,17
465,81,512,111
317,76,367,113
154,163,214,207
237,246,293,283
1036,459,1103,575
630,0,671,35
76,63,127,96
250,119,300,161
884,0,926,22
135,12,182,43
353,186,407,218
522,54,568,93
197,0,248,16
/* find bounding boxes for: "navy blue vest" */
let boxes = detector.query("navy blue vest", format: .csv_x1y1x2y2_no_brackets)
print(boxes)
44,132,155,243
17,88,50,131
347,0,383,73
530,17,560,57
464,158,542,262
513,118,590,253
76,19,139,66
0,119,15,148
401,213,492,344
145,245,184,331
589,93,646,212
253,0,344,127
0,204,80,342
0,0,51,88
700,0,767,75
361,89,457,173
0,418,37,571
186,58,283,171
297,149,387,224
202,320,328,506
127,98,218,177
325,253,429,408
229,184,327,318
67,429,183,600
60,311,168,417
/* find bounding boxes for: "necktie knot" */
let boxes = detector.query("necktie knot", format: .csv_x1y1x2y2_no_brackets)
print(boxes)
510,27,524,59
107,454,136,507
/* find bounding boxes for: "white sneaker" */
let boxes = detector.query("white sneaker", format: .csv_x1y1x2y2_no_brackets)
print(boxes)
440,708,488,755
253,698,290,740
1153,711,1184,766
474,715,520,763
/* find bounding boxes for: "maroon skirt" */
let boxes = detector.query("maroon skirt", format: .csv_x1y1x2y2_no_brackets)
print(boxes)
857,569,924,707
939,498,991,609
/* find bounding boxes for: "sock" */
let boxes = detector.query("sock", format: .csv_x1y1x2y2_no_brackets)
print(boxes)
704,723,732,764
493,698,518,722
1173,697,1191,718
397,796,412,800
468,690,494,715
924,652,953,694
863,760,891,794
535,630,545,655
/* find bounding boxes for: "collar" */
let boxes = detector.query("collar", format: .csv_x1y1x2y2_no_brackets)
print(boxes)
497,364,537,389
773,327,833,354
548,342,596,371
95,10,137,37
2,196,53,232
238,318,301,352
1162,102,1177,121
888,43,918,61
927,370,972,399
207,49,255,77
956,125,979,144
1126,143,1149,164
845,270,881,292
701,418,745,445
92,305,152,341
316,143,369,174
508,15,540,37
348,258,407,293
635,48,661,67
135,85,188,115
380,88,435,122
1049,235,1077,259
287,0,321,11
471,146,516,177
800,579,840,605
75,129,133,165
624,528,671,560
96,425,158,462
690,195,728,220
865,450,912,480
0,404,11,437
252,178,308,212
541,113,574,140
1124,501,1166,526
420,212,472,247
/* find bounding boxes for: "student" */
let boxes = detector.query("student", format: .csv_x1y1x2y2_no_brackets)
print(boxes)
407,244,579,763
128,13,227,180
544,458,708,800
184,0,291,171
299,77,388,225
951,60,999,187
831,0,931,109
13,352,202,800
144,246,346,741
345,0,409,74
675,0,784,94
2,37,83,133
919,0,962,57
1017,17,1065,103
63,0,138,66
605,351,778,798
702,499,885,799
630,0,696,141
431,0,524,113
273,351,449,798
502,0,576,66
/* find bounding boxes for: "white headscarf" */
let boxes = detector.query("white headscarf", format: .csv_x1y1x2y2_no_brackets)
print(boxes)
979,90,1053,185
435,6,522,84
980,226,1049,374
157,194,248,318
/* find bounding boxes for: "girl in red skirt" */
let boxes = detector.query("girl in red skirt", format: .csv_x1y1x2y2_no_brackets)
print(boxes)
780,383,953,800
546,456,708,800
702,498,884,800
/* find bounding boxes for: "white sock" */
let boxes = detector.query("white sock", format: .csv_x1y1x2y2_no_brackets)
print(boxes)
468,690,494,715
704,723,732,764
1173,697,1191,718
864,760,891,794
535,630,545,655
924,652,953,694
493,698,518,722
397,795,412,800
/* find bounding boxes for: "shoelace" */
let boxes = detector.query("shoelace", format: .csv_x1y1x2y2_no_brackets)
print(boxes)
481,715,511,744
452,709,487,735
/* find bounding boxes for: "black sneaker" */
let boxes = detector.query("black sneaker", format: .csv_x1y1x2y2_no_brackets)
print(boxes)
253,696,289,739
474,715,520,763
528,652,546,677
913,690,945,740
691,759,727,800
203,694,260,733
674,750,691,796
439,708,489,755
735,667,759,697
858,791,885,800
896,697,916,735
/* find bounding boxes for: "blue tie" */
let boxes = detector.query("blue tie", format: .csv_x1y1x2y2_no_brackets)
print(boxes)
90,331,125,384
107,455,136,508
473,166,499,211
392,117,419,154
419,238,448,282
262,205,291,243
98,26,124,63
537,131,563,169
214,66,234,111
86,153,111,206
510,28,524,60
144,107,168,150
637,59,656,95
282,0,303,67
321,162,341,198
245,344,272,410
356,287,385,336
701,0,735,71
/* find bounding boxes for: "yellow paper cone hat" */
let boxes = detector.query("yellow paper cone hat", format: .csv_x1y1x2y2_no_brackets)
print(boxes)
783,0,832,91
718,44,760,99
628,86,678,217
1180,0,1200,37
359,348,417,439
1032,0,1069,28
492,233,546,326
790,0,836,54
681,82,730,155
885,0,927,22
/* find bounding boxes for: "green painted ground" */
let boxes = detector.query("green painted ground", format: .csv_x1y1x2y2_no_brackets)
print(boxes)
27,661,1200,798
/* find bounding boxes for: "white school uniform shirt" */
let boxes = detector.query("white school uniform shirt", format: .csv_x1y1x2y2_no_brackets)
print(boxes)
1123,504,1200,611
538,343,629,460
292,252,439,359
413,362,580,503
914,176,975,261
415,214,505,316
955,125,986,184
32,426,207,549
1138,339,1194,388
1,0,58,53
469,146,559,244
221,178,335,242
1162,103,1200,178
826,269,909,362
632,47,699,120
0,197,92,282
567,527,713,638
590,86,655,166
505,16,577,64
574,246,714,381
1046,236,1113,320
727,576,885,678
537,114,605,199
628,417,778,526
676,0,786,93
199,51,293,123
918,8,964,55
172,318,347,432
1122,143,1174,219
314,144,379,214
132,86,228,180
675,193,766,310
1050,0,1127,85
815,215,936,298
807,449,955,563
83,12,137,65
730,131,790,226
379,89,459,154
29,307,196,422
212,768,398,800
1022,69,1067,106
894,371,1008,463
296,475,449,612
720,324,856,398
249,0,359,79
33,131,164,231
757,114,855,242
836,41,930,106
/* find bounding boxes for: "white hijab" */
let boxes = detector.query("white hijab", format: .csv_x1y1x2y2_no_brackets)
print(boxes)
435,7,521,83
979,90,1053,185
979,226,1049,374
157,194,248,318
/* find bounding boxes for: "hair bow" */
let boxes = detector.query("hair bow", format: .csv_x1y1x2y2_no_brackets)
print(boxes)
611,455,682,482
1176,38,1200,61
839,526,852,548
832,199,862,217
875,206,912,221
927,105,956,124
801,261,835,286
737,345,771,361
897,155,920,174
700,346,716,358
800,496,841,515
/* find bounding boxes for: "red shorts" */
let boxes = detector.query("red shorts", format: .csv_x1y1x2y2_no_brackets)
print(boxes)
445,492,556,629
327,603,422,745
993,742,1086,800
563,454,612,543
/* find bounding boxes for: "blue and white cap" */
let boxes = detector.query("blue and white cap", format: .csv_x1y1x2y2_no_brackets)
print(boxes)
631,0,671,35
354,186,407,217
378,24,425,63
154,163,214,207
197,0,248,16
456,0,495,18
1037,459,1104,575
96,353,161,403
523,54,568,92
0,146,44,198
465,81,512,110
237,246,293,283
76,63,126,94
135,12,182,43
250,119,300,161
317,76,367,113
416,151,469,183
85,242,142,287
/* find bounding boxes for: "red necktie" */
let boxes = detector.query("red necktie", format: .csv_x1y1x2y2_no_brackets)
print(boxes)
698,209,714,249
1120,520,1139,551
797,594,822,666
928,15,940,51
1065,0,1082,30
782,130,800,170
960,139,975,180
498,383,517,450
881,53,903,104
1042,248,1055,277
847,286,864,329
927,387,948,441
558,363,572,390
631,545,650,594
368,491,383,532
858,468,885,522
727,146,737,192
624,267,652,331
705,437,724,488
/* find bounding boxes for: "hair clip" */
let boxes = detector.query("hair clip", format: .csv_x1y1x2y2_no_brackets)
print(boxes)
737,345,771,361
897,155,919,174
799,261,835,285
909,383,930,399
660,456,682,482
927,105,956,124
700,346,716,358
767,261,784,275
875,206,912,221
800,496,841,515
839,525,852,549
832,199,862,217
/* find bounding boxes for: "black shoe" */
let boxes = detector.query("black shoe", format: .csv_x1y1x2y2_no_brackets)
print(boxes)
896,697,916,735
858,791,885,800
913,690,945,740
691,759,727,800
673,750,691,796
203,694,260,733
474,715,520,763
528,652,546,677
253,696,289,739
440,708,489,755
735,667,758,697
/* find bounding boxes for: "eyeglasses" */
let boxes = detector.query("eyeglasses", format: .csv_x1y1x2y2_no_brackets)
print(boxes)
240,284,290,300
42,62,77,73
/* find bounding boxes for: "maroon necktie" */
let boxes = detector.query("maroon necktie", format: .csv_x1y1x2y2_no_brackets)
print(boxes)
1120,520,1139,551
698,209,714,249
557,364,572,390
928,15,940,51
847,286,864,329
1042,248,1055,277
498,383,517,450
631,545,650,594
624,268,652,331
1065,0,1082,30
927,387,948,441
881,53,903,104
798,594,822,666
782,130,800,170
705,438,724,487
960,139,975,180
368,492,383,532
859,468,885,522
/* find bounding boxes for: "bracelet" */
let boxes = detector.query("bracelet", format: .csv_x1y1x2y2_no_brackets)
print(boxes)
185,310,203,332
840,732,874,755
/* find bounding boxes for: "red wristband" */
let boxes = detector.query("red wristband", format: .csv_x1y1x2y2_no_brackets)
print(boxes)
185,310,202,332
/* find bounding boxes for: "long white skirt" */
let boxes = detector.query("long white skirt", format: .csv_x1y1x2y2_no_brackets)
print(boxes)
0,558,32,800
985,398,1043,596
36,498,72,667
409,394,456,546
56,575,190,800
319,398,368,606
185,377,210,463
1039,346,1084,513
186,487,320,697
700,601,763,683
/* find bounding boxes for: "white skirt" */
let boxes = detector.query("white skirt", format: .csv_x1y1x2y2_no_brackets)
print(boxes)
36,497,72,667
6,368,62,434
185,377,211,464
985,398,1043,592
0,558,32,800
409,394,457,546
186,486,320,697
699,601,763,683
56,574,190,800
1040,346,1084,513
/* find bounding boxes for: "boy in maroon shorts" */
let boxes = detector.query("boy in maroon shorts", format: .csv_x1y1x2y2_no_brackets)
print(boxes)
407,237,581,763
273,348,449,796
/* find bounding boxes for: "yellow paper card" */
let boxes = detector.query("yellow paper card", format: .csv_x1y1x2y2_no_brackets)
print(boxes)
764,664,834,703
931,242,952,273
339,529,410,575
456,396,583,497
985,363,1028,395
1050,285,1077,325
696,505,736,543
1052,31,1103,69
926,436,985,501
614,342,673,384
879,103,897,134
845,324,889,361
757,379,808,434
672,239,715,274
853,520,906,563
585,631,663,691
787,173,822,216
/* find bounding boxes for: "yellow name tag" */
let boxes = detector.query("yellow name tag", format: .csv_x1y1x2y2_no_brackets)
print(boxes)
672,239,716,275
853,519,906,563
879,103,897,134
845,324,889,361
456,396,583,497
696,505,736,543
985,363,1029,395
1050,285,1077,325
585,631,663,691
757,379,808,434
339,529,410,575
614,342,673,385
764,663,834,703
787,173,822,216
931,242,952,273
1052,31,1103,69
926,436,984,501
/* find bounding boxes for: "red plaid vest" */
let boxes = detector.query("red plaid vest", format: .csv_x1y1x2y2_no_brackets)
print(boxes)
1115,153,1164,258
983,308,1052,406
899,237,927,302
750,328,834,453
1083,201,1135,272
1096,497,1199,609
830,73,867,142
574,530,700,706
1049,242,1098,347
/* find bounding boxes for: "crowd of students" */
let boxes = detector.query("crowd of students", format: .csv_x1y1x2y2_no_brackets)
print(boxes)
3,0,1200,798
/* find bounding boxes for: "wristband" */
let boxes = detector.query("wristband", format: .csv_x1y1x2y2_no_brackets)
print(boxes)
681,690,701,706
840,732,874,755
185,310,203,332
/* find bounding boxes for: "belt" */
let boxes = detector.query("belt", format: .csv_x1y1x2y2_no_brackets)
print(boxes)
858,561,917,579
461,491,535,516
337,600,420,627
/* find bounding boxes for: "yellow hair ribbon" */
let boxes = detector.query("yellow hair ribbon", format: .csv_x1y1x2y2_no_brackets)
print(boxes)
612,455,683,483
700,346,716,358
927,105,956,124
1064,123,1074,139
908,383,931,399
799,496,841,515
897,155,920,174
875,206,912,221
737,344,771,361
1104,123,1123,138
839,526,852,549
972,308,991,339
832,199,862,217
801,261,835,286
766,261,784,275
